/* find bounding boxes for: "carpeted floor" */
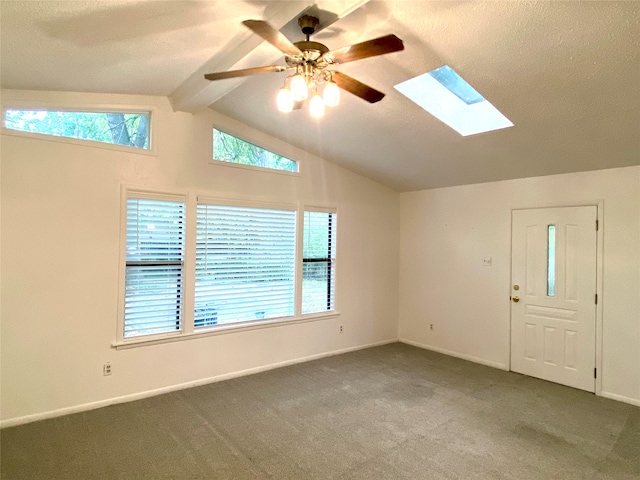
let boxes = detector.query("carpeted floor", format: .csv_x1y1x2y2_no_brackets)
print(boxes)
1,343,639,479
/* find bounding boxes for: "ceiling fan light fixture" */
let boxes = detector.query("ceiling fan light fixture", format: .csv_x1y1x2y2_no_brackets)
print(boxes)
309,93,325,118
290,74,308,101
204,16,405,119
323,80,340,107
277,86,294,113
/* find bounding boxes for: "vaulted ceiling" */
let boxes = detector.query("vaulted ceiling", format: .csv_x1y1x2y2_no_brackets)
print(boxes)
2,1,639,191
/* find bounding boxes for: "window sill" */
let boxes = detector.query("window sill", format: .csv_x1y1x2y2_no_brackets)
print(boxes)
1,127,157,156
208,159,300,177
112,311,340,350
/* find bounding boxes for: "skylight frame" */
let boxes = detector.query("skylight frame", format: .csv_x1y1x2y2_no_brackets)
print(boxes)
394,65,514,136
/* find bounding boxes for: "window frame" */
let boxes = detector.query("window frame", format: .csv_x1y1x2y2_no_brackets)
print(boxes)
209,126,301,176
194,195,298,330
116,187,189,344
115,192,338,349
300,207,338,316
1,102,157,156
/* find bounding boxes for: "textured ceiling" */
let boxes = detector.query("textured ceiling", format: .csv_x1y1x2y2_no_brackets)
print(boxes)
2,1,639,191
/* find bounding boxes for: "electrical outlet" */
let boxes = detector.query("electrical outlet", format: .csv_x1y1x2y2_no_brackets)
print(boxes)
103,362,112,376
339,324,344,333
430,324,434,331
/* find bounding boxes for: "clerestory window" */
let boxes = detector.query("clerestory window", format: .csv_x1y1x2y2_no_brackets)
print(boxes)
4,109,151,149
213,128,298,173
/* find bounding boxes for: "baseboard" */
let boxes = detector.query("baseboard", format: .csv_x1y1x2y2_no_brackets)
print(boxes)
599,391,640,407
400,340,640,407
1,338,398,429
399,338,509,371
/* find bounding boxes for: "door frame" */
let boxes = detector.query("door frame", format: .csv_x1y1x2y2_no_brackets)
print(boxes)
509,200,604,396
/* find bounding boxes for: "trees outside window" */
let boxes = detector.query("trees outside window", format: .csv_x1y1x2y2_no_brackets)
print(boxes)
213,129,297,172
4,110,150,149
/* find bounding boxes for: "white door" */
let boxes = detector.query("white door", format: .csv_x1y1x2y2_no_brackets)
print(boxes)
511,206,597,392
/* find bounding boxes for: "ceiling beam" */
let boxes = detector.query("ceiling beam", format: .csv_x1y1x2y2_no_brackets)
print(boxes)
169,0,371,113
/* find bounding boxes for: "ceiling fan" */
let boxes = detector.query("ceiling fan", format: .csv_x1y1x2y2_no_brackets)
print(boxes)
204,15,404,117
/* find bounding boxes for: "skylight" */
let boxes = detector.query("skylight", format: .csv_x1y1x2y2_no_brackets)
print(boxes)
394,65,513,136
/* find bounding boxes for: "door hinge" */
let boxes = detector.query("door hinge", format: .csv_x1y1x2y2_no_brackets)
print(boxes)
595,293,598,305
596,219,599,230
594,368,597,379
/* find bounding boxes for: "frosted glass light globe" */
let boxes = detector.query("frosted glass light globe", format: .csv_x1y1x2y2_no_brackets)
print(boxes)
309,94,325,118
290,74,308,101
323,81,340,107
277,87,294,113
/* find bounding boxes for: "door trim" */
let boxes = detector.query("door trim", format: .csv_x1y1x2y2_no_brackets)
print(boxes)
509,200,604,396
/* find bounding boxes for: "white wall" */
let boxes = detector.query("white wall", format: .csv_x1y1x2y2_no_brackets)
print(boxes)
0,90,400,425
399,166,640,406
3,89,637,427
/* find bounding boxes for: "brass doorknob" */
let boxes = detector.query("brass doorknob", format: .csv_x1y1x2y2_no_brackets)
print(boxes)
512,296,520,303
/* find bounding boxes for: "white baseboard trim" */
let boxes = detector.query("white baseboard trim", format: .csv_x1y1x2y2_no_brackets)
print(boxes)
399,338,509,371
400,340,640,408
1,338,398,429
599,391,640,407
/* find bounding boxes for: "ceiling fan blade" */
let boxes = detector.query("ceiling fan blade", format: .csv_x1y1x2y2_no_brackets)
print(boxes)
331,71,385,103
323,34,404,65
243,20,302,56
204,65,288,81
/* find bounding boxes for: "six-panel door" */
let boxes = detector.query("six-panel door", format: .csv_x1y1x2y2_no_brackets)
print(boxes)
511,206,597,392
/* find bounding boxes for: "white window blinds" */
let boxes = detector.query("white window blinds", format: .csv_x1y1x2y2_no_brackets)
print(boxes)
125,197,185,338
302,211,336,314
195,203,296,327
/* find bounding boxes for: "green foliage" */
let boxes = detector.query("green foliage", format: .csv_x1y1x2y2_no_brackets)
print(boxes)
303,212,334,258
4,110,149,149
213,129,297,172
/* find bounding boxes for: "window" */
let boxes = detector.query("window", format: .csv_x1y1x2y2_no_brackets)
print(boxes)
302,211,336,314
547,225,556,297
124,195,185,338
195,202,296,327
3,109,150,149
213,129,298,172
394,65,513,136
119,192,337,345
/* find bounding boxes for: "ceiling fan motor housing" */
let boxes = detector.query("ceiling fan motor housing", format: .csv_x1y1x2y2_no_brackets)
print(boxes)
285,16,329,68
298,15,319,36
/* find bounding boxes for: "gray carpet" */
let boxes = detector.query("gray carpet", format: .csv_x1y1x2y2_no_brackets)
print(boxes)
1,343,639,479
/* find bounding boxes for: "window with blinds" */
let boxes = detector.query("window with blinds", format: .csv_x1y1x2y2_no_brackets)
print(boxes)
125,197,185,338
195,203,296,327
302,211,336,314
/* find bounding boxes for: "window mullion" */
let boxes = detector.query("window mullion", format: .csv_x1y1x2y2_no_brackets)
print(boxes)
327,213,333,311
295,206,304,317
182,192,197,335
